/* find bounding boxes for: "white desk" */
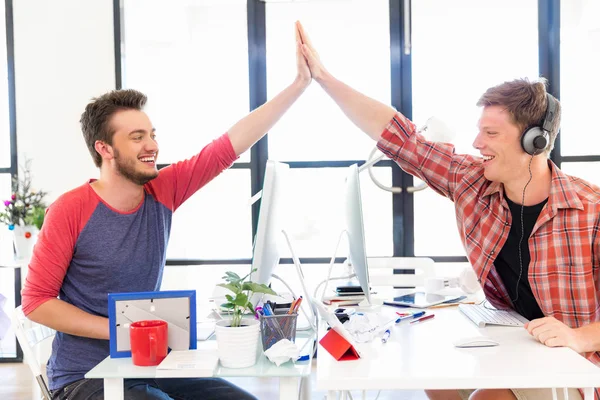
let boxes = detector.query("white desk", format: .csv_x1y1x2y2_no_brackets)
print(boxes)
86,334,315,400
317,307,600,400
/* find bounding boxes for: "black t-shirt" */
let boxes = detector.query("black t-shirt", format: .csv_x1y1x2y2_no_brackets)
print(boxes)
493,195,547,320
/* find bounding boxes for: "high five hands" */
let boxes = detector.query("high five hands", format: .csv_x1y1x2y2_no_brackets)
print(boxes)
295,21,328,83
295,21,312,88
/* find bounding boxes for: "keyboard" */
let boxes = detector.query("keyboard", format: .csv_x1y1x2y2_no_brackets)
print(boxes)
458,304,529,327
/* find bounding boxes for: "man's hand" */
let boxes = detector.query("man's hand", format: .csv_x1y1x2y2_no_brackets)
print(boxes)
525,316,584,353
295,22,311,87
296,21,328,83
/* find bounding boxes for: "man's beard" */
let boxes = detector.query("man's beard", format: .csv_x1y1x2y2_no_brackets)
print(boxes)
113,148,158,186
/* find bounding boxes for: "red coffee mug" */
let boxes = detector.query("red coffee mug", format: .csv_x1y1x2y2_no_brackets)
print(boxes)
129,320,168,366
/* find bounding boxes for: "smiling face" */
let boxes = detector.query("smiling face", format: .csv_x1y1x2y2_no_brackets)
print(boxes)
107,109,159,185
472,105,531,184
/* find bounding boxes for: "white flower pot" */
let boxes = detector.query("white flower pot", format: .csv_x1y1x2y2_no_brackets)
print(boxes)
12,225,38,260
215,318,260,368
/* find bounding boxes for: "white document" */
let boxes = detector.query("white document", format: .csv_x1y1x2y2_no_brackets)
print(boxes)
156,349,218,377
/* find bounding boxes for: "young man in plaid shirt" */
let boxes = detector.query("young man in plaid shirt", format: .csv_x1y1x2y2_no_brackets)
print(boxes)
297,21,600,400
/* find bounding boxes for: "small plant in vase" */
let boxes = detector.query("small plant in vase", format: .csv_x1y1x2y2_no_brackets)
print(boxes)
218,269,277,327
214,268,276,368
0,159,47,259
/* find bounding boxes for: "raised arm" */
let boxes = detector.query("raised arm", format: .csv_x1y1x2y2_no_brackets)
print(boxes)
296,21,396,141
227,26,311,156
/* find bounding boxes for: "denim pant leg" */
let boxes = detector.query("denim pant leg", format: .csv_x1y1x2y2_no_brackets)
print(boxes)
52,378,175,400
154,377,258,400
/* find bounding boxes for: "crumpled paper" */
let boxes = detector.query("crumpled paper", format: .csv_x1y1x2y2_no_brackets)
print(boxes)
343,313,392,343
264,339,300,366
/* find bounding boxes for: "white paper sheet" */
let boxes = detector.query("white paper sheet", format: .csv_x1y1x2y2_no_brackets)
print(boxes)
156,349,218,377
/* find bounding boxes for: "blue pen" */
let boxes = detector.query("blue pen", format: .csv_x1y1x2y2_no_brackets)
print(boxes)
395,311,426,323
262,303,274,316
381,329,391,343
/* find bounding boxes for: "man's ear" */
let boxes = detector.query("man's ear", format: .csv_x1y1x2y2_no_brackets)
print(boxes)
94,140,114,161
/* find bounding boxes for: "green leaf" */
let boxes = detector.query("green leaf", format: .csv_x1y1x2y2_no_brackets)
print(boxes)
217,283,241,295
220,303,234,309
223,271,241,283
244,282,277,295
225,294,234,302
233,292,248,307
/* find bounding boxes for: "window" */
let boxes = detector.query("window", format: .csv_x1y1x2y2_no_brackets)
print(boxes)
121,0,253,259
561,163,600,187
265,0,390,161
0,0,18,361
264,0,393,257
0,0,8,169
560,0,600,156
281,167,392,258
119,1,590,266
410,0,539,257
167,169,252,259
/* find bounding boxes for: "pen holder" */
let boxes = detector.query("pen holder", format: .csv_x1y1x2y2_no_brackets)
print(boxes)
259,313,298,351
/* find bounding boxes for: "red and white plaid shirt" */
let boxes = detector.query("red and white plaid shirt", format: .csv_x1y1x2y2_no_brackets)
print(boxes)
377,112,600,393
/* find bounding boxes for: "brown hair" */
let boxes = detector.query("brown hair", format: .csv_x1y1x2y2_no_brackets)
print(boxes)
476,78,561,154
80,89,148,167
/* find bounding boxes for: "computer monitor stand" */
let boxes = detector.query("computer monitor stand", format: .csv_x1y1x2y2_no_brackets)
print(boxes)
321,229,350,303
280,230,318,332
321,230,381,312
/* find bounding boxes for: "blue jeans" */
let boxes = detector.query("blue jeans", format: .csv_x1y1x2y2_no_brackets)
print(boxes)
51,377,258,400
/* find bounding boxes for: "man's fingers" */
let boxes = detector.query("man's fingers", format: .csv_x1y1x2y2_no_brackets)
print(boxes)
296,21,306,44
301,44,315,63
537,330,558,344
531,324,554,340
525,318,549,334
297,41,308,64
296,21,315,51
295,24,302,44
540,333,562,347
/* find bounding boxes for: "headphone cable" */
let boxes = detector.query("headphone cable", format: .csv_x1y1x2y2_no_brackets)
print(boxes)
513,153,535,304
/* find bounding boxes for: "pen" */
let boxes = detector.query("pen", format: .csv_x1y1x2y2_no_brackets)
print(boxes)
381,329,391,343
395,311,426,323
288,298,299,314
429,301,475,309
410,314,435,324
292,297,303,314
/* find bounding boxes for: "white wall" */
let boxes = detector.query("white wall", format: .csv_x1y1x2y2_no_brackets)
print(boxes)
13,0,115,203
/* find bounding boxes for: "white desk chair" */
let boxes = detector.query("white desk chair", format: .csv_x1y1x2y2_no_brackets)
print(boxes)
11,306,55,400
367,256,435,288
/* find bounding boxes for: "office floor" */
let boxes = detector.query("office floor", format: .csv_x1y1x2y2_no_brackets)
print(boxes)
0,361,429,400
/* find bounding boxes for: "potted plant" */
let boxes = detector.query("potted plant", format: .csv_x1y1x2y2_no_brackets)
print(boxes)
0,159,47,260
214,268,276,368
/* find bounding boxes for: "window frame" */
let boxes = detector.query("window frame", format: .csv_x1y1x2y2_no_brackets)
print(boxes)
115,0,574,267
0,0,23,363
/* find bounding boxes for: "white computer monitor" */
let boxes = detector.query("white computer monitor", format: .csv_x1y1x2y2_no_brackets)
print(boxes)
249,160,290,306
249,161,317,330
345,164,372,305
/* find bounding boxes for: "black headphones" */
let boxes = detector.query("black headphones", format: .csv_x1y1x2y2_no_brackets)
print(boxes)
520,93,558,156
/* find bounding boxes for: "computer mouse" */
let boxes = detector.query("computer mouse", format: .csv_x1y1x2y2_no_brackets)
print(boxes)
453,336,499,348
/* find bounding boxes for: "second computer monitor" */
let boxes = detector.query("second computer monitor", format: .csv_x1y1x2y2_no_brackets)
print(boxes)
345,164,372,305
250,160,290,305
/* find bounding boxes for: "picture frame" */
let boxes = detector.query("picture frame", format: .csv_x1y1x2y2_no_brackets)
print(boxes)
107,290,197,359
